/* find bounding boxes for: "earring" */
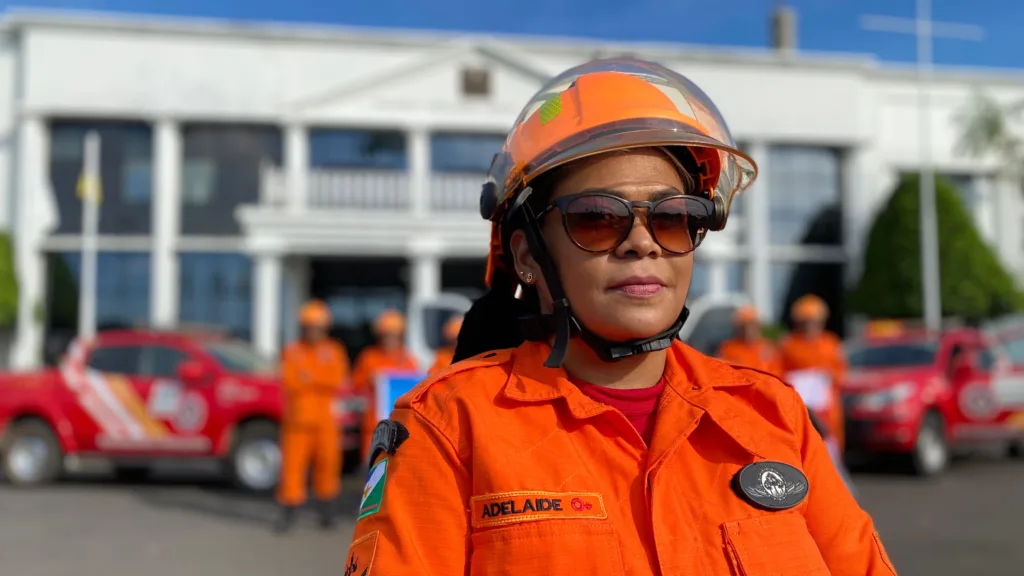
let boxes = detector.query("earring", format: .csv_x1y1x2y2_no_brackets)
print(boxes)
520,271,534,284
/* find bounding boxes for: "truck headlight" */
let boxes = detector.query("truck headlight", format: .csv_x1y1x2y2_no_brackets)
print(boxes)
856,382,915,411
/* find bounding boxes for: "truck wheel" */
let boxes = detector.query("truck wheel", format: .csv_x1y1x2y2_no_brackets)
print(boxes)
1007,441,1024,458
113,464,151,483
910,412,948,477
3,419,63,486
227,421,281,493
342,448,362,475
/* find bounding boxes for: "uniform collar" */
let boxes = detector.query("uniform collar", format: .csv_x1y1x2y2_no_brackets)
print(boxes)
501,341,768,459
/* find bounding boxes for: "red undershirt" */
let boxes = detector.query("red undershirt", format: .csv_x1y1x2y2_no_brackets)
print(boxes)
569,376,667,446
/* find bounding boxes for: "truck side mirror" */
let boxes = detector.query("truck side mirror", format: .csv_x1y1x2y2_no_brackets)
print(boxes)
950,352,977,383
177,360,210,384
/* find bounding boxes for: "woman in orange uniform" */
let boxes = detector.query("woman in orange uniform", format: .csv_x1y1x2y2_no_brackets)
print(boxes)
428,314,463,375
717,305,782,376
344,59,896,575
351,309,419,461
274,300,348,534
780,294,848,451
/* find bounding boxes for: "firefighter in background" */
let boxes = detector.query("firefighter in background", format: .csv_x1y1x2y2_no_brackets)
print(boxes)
780,294,848,450
274,300,349,534
352,309,420,460
716,305,782,376
428,314,463,376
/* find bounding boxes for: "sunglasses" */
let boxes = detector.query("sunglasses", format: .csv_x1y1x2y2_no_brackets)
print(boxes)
538,192,712,254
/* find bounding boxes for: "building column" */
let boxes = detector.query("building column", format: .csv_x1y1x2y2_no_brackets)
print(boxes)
841,146,869,288
150,118,182,329
253,250,283,359
282,255,309,345
407,127,430,216
708,260,728,297
745,142,773,322
11,114,51,369
410,251,441,304
285,122,308,212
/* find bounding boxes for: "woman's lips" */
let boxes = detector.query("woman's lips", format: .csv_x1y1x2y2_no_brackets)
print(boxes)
609,276,665,298
614,284,663,298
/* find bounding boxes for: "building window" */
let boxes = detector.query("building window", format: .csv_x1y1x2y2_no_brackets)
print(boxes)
182,158,218,206
49,121,154,235
180,124,282,236
462,68,491,97
45,251,152,332
689,261,710,300
179,253,253,340
726,262,747,293
768,146,841,246
309,129,406,170
771,263,795,325
431,133,506,173
121,159,152,205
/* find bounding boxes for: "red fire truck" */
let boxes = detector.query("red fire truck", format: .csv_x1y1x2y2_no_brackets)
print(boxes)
0,330,362,490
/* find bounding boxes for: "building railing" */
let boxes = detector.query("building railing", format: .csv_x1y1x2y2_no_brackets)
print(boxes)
260,165,484,212
430,172,486,212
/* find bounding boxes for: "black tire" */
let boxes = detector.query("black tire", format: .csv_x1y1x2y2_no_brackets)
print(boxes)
910,411,949,477
342,448,362,475
1007,441,1024,459
226,420,281,493
112,464,151,483
2,419,63,486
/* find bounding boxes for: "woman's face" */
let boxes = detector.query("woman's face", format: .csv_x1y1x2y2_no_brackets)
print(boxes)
511,148,694,342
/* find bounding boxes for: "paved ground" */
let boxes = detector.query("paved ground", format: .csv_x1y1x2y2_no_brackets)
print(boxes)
1,453,1022,575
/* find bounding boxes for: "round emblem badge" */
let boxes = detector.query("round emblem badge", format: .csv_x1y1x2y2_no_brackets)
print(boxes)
734,461,809,510
174,391,208,433
958,383,1000,420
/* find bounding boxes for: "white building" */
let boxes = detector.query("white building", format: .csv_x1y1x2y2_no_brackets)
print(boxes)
0,8,1021,369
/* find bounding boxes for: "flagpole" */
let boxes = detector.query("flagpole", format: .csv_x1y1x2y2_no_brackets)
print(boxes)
861,0,985,331
78,131,101,341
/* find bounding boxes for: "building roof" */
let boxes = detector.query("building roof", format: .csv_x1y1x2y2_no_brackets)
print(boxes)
2,8,1023,87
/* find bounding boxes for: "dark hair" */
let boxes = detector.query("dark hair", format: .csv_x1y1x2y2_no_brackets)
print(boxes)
452,147,698,362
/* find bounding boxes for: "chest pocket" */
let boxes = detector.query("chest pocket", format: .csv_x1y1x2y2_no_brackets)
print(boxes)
722,512,830,576
470,521,625,576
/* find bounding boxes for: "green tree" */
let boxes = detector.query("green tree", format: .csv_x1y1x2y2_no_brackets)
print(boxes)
0,232,17,329
849,173,1022,320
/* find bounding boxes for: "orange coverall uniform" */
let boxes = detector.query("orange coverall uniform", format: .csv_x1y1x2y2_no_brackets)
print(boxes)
717,337,783,377
276,339,348,507
428,346,455,376
352,345,420,460
780,332,848,451
345,341,896,575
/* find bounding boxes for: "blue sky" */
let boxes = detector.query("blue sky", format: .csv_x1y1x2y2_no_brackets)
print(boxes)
4,0,1023,69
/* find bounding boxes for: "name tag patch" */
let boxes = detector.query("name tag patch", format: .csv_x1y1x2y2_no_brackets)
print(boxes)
470,491,607,528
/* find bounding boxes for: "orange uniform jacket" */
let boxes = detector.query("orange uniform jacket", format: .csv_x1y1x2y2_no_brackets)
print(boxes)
428,347,455,376
345,341,897,575
352,345,420,459
717,338,783,378
280,340,349,427
779,332,848,447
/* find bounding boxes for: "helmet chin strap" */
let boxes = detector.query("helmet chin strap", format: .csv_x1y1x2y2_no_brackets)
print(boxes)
506,187,689,369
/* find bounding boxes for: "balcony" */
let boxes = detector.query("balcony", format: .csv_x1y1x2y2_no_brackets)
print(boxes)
259,165,485,213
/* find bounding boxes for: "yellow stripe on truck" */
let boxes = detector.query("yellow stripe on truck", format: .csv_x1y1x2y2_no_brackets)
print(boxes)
106,375,170,438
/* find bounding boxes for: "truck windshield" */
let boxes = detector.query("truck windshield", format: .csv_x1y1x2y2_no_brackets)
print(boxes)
1001,335,1024,364
204,342,275,374
848,342,938,369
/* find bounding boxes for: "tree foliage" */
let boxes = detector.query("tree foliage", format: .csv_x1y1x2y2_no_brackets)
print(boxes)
0,232,17,329
849,173,1022,320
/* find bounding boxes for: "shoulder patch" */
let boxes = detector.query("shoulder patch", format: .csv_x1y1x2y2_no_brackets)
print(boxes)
369,419,409,465
358,459,388,520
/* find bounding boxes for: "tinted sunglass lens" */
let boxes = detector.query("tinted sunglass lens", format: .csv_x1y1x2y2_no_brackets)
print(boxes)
651,198,707,253
563,196,632,252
